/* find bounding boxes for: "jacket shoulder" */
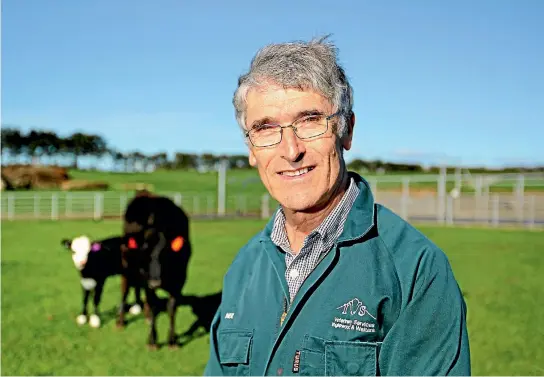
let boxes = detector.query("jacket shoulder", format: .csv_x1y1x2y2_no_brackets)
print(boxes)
376,203,446,259
224,231,264,280
374,204,458,299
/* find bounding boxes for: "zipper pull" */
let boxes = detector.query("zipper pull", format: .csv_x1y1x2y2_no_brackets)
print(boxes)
280,296,289,326
280,311,287,326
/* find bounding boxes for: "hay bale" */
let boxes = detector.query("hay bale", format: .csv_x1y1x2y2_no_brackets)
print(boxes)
119,182,155,191
60,180,109,191
2,164,70,189
1,174,15,191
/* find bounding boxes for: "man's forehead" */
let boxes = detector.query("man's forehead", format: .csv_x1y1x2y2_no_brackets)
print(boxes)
245,84,332,126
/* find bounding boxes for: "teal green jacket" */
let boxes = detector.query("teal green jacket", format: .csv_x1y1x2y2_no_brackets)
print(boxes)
204,172,470,376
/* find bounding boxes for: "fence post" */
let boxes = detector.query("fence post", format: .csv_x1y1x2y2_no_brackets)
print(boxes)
455,167,462,192
94,193,103,220
120,193,127,217
492,194,499,227
174,193,182,207
7,193,15,220
446,195,454,226
207,195,213,217
193,196,200,215
437,166,447,224
34,194,40,219
515,174,525,196
528,195,535,229
51,194,58,220
516,175,525,222
261,194,270,219
217,160,227,217
237,195,247,216
475,176,483,196
66,193,72,218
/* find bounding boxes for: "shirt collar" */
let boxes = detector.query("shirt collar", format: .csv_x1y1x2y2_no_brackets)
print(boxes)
261,171,376,245
270,176,359,250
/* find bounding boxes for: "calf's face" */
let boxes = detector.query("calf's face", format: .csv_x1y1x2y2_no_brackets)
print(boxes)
61,235,102,270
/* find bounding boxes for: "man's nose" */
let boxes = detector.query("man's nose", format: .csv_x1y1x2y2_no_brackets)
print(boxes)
279,127,305,162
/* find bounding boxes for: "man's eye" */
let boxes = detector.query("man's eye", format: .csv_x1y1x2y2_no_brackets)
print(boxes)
299,115,322,123
254,124,276,132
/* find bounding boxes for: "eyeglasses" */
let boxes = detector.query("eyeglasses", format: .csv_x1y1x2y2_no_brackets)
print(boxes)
245,111,340,147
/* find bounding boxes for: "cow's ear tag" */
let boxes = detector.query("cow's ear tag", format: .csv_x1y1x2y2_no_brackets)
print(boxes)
128,238,137,249
171,236,184,252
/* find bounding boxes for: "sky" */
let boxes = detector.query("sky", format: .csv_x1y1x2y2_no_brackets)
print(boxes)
2,0,543,168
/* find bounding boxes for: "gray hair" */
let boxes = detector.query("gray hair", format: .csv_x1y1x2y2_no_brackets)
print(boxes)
233,35,354,140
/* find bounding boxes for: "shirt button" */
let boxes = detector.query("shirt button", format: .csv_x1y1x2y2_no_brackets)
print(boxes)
289,269,299,279
276,367,283,375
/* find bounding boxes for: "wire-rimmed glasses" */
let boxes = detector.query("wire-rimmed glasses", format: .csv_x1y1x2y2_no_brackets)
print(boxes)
245,111,340,147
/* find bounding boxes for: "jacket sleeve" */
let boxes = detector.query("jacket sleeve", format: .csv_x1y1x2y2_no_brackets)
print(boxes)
203,304,224,376
378,247,471,376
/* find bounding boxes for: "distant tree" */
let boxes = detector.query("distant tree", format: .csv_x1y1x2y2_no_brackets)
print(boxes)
228,154,249,169
347,159,367,171
149,152,168,170
174,152,198,169
1,127,24,163
108,148,126,171
64,132,89,169
39,131,62,164
126,151,145,172
201,153,218,170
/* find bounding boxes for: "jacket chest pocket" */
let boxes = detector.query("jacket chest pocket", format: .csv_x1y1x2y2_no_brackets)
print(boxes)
300,335,378,376
218,329,253,376
325,340,378,376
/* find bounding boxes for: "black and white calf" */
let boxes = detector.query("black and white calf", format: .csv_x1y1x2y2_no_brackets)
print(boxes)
61,235,145,328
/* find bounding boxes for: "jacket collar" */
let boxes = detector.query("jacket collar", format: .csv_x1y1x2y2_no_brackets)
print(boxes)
259,171,376,245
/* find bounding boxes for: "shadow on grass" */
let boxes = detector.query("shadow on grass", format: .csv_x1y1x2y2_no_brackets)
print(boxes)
97,292,222,349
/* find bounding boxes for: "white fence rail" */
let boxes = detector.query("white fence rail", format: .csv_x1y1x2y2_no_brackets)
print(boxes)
0,191,272,220
1,190,543,229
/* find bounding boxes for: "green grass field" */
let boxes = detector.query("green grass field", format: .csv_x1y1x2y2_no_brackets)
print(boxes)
2,219,543,375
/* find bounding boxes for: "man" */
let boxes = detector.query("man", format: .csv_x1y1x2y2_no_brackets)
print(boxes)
204,36,470,376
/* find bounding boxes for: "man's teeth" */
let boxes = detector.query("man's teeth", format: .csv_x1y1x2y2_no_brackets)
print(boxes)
281,167,311,177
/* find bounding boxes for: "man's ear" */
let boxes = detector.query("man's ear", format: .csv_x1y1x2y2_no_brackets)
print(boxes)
248,147,257,167
341,111,355,151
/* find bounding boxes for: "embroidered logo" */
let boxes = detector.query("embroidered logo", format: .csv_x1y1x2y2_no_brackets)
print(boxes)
332,297,377,334
225,312,235,319
336,298,376,319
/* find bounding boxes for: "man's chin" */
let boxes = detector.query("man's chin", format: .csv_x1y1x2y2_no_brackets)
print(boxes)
277,195,320,213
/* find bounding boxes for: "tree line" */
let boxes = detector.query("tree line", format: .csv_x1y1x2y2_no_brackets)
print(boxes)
1,126,542,173
0,126,253,171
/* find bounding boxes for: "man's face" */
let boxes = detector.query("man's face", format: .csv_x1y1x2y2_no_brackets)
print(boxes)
245,83,354,212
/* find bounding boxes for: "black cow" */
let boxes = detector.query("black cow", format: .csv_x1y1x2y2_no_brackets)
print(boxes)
120,191,192,349
61,235,146,328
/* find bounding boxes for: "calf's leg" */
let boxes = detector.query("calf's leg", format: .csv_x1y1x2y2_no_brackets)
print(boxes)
145,287,160,349
90,280,105,328
167,292,181,348
129,282,145,316
77,287,91,325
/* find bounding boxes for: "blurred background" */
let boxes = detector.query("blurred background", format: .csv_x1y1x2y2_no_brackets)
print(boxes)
1,0,543,375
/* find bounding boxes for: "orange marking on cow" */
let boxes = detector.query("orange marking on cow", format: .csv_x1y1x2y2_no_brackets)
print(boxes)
171,236,184,252
128,238,138,249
